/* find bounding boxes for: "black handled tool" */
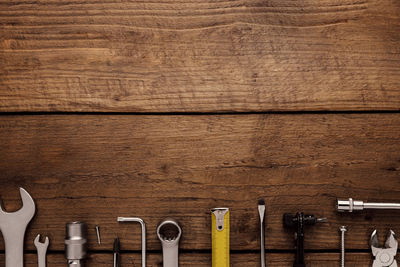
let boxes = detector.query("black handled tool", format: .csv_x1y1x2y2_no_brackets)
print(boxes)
283,213,326,267
113,237,120,267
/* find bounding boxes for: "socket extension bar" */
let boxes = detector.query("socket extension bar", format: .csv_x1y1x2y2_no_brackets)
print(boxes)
337,198,400,212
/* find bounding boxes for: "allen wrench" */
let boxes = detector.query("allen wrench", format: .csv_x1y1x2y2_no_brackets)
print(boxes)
117,217,146,267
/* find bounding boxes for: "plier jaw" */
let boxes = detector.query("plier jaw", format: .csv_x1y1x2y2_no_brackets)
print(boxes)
371,230,398,267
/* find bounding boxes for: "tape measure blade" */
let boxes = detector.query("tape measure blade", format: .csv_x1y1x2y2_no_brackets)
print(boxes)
212,208,230,267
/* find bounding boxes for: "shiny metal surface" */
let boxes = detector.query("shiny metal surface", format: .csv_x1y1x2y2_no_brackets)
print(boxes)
0,188,36,267
117,217,146,267
34,234,49,267
65,222,87,267
157,219,182,267
370,230,398,267
337,198,400,212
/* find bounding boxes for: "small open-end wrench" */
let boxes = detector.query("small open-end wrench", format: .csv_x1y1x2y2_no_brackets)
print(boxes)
0,188,36,267
34,234,49,267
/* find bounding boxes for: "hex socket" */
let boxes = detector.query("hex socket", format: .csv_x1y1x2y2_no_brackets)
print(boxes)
65,222,87,267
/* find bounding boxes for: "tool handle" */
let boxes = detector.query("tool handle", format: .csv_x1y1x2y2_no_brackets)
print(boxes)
260,224,265,267
162,245,179,267
37,249,46,267
4,230,25,267
337,198,400,212
364,203,400,209
113,252,120,267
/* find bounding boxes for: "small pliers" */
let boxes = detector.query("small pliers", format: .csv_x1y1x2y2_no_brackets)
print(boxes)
371,230,398,267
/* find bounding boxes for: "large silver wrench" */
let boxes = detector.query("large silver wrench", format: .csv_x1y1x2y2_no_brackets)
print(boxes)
34,234,49,267
0,188,36,267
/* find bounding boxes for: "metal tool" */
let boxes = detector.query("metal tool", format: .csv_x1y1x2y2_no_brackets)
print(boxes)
157,219,182,267
258,199,266,267
95,225,101,245
117,217,146,267
65,222,87,267
339,226,347,267
283,213,327,267
34,234,49,267
0,187,36,267
211,208,230,267
113,237,120,267
337,198,400,212
370,230,398,267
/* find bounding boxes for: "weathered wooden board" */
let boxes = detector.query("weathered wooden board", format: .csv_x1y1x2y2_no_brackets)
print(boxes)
0,114,399,251
1,0,400,112
0,253,376,267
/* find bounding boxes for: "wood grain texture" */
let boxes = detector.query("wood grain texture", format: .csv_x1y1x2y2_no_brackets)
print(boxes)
0,114,399,251
1,0,400,112
0,253,378,267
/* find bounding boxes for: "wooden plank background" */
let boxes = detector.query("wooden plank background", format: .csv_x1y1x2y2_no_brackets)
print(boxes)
0,0,400,266
1,0,400,112
0,253,383,267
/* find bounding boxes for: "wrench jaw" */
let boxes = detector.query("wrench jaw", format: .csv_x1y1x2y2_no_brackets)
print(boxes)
34,234,50,250
18,188,36,219
0,188,36,219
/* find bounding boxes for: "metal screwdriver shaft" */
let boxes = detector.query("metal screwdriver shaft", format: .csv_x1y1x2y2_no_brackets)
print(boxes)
258,198,266,267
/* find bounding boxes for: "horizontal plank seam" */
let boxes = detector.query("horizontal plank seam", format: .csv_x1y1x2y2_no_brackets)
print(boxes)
9,249,381,254
0,110,400,116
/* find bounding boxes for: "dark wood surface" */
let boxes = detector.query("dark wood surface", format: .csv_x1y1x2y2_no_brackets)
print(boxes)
1,0,400,112
0,253,380,267
0,114,399,254
1,0,400,265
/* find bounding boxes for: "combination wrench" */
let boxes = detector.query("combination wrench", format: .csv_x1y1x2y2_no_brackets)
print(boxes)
34,234,49,267
0,188,36,267
157,219,182,267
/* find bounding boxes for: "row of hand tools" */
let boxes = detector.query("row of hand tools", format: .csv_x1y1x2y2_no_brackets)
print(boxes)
0,188,399,267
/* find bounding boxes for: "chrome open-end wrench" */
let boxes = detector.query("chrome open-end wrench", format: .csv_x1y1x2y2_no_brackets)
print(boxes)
34,234,49,267
157,219,182,267
0,188,36,267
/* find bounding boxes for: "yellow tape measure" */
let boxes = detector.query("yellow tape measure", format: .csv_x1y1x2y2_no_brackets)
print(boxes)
211,208,230,267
